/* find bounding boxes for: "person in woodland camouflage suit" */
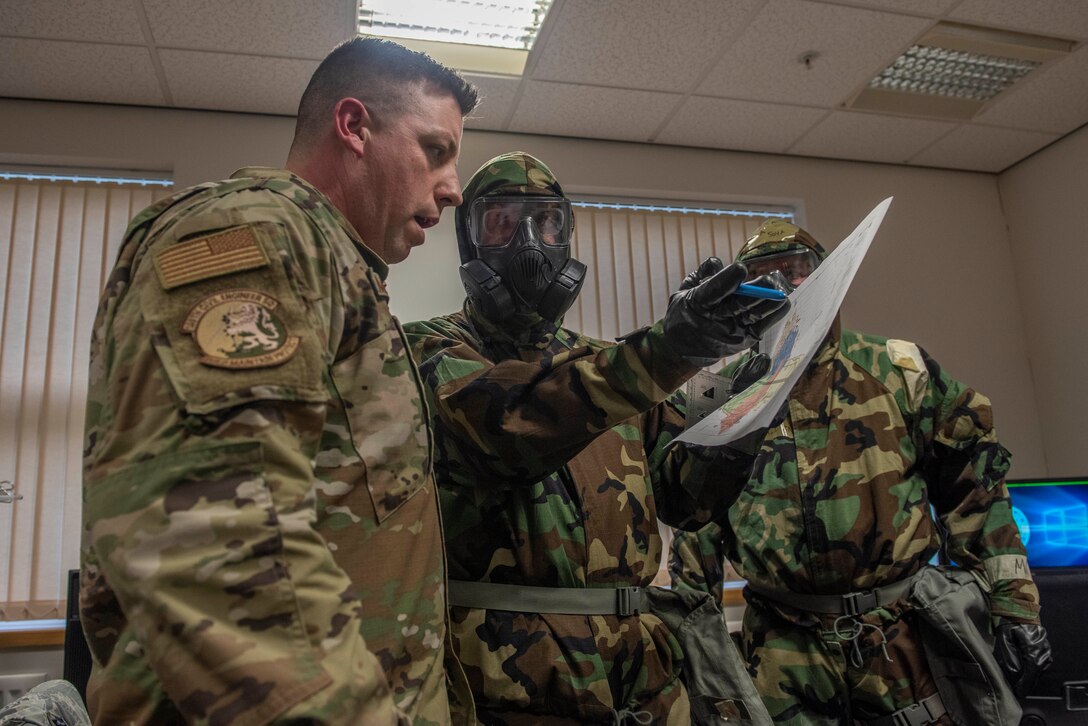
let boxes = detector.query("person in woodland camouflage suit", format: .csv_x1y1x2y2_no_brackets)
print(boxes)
669,220,1052,725
403,152,789,724
79,38,479,725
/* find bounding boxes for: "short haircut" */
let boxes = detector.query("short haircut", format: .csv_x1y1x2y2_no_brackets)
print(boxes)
292,37,479,150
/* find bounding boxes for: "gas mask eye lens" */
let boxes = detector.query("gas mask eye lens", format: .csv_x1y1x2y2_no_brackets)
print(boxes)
471,196,572,249
480,206,519,247
744,249,818,284
536,209,564,245
788,256,814,278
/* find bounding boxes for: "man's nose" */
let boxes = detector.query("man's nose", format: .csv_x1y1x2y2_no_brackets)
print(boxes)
437,169,462,209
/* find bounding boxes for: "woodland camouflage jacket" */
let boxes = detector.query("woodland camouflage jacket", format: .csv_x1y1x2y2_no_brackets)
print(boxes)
671,323,1040,625
405,304,746,723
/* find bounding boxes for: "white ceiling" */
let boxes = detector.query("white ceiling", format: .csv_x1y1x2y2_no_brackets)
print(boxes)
2,0,1086,173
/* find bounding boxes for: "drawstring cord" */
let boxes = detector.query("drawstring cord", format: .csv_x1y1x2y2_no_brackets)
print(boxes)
833,614,892,668
612,708,654,725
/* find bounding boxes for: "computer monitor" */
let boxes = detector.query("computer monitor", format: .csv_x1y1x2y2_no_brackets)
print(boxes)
1006,477,1088,569
1005,479,1088,720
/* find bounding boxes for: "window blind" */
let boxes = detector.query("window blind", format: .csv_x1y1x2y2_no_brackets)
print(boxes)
0,173,170,620
564,199,793,342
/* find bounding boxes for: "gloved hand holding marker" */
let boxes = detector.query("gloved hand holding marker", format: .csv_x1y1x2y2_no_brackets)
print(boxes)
664,257,791,367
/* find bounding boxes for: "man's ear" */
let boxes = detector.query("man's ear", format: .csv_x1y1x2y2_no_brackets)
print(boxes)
333,98,372,159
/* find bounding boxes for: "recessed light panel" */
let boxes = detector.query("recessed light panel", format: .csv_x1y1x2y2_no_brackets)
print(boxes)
847,22,1076,120
359,0,553,50
868,45,1038,102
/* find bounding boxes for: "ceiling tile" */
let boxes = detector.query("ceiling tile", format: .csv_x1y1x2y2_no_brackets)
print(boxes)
2,0,1083,171
0,0,144,44
142,0,355,59
788,110,957,163
910,125,1060,172
508,82,681,143
949,0,1088,41
811,0,958,14
697,0,931,106
656,96,828,153
529,0,764,92
461,74,522,131
0,38,164,106
975,46,1088,134
160,50,317,115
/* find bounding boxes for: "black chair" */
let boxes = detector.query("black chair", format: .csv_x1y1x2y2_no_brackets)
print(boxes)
62,569,92,705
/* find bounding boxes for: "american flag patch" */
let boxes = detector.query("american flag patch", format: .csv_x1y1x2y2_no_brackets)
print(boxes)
154,225,270,290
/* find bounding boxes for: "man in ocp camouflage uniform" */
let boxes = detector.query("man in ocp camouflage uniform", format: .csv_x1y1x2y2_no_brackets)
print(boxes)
0,680,91,726
670,220,1052,725
79,38,478,725
404,152,789,724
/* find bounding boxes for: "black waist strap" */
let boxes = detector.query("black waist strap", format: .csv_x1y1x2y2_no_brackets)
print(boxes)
864,693,947,726
447,580,648,616
746,578,912,616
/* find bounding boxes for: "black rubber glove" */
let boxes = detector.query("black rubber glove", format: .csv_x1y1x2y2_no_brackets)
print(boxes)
729,352,771,394
678,256,726,291
994,622,1053,698
680,259,773,387
664,259,790,367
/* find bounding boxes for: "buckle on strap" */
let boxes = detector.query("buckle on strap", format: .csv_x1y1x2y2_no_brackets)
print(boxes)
891,704,929,726
616,587,642,616
842,589,878,616
890,694,945,726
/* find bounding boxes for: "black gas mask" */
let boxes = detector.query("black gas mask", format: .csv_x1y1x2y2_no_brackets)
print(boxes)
459,195,586,323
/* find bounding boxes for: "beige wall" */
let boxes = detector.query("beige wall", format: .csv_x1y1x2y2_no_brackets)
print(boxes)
0,98,1048,476
997,124,1088,478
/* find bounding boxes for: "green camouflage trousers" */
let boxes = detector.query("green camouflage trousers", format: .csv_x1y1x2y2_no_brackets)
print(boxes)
452,607,691,725
742,599,953,725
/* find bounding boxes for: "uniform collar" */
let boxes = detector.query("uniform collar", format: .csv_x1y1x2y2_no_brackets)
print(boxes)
231,167,389,280
811,315,843,366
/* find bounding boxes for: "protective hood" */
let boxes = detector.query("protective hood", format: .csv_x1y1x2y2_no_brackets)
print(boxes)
736,219,827,263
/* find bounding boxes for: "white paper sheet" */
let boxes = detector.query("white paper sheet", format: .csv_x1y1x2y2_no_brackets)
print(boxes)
677,197,893,446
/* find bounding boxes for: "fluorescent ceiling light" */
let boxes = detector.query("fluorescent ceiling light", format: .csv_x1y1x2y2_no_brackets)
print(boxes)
359,0,553,51
847,22,1076,120
868,45,1038,102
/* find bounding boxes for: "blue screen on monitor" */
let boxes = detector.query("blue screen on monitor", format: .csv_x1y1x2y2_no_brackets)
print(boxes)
1006,478,1088,568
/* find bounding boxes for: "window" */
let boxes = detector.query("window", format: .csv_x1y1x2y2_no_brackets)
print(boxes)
564,196,795,342
0,169,171,621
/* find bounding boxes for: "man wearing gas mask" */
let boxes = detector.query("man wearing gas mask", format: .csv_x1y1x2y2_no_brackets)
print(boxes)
404,152,789,724
669,220,1051,726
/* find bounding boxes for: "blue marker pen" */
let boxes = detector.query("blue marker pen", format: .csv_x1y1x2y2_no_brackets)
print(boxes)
736,283,787,300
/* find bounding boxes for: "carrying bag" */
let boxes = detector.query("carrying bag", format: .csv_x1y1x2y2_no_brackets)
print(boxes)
645,586,772,725
909,566,1022,726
